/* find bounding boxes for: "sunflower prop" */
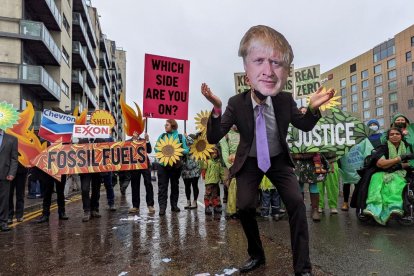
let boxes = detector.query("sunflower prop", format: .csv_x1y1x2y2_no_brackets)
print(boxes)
306,87,341,111
194,110,211,134
0,101,19,130
190,135,215,161
155,135,185,166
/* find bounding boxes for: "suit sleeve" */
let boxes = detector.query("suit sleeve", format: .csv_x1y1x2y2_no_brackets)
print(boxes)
289,95,321,131
207,98,236,144
8,136,18,177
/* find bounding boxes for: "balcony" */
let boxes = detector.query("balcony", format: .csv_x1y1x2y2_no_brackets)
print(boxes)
19,20,61,65
71,70,85,93
0,63,60,101
26,0,62,31
86,68,97,88
73,0,97,48
84,84,98,109
72,41,88,70
99,69,110,91
72,12,87,45
100,85,111,110
100,52,109,69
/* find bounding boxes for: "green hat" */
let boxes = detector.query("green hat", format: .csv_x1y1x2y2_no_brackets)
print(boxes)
391,113,410,125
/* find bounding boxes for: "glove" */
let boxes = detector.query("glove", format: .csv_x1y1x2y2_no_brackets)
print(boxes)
400,153,414,162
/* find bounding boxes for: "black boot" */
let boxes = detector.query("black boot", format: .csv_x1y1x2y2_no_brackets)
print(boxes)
59,212,69,220
37,215,49,223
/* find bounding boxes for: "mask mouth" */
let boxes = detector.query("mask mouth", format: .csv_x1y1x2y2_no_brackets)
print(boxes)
394,122,406,128
253,89,267,101
369,125,379,132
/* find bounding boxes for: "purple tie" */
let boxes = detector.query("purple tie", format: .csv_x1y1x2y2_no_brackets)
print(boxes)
256,104,271,172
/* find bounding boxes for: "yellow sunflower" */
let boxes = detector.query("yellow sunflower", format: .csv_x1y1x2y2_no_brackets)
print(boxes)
155,135,184,166
190,136,215,161
307,87,341,111
194,110,211,134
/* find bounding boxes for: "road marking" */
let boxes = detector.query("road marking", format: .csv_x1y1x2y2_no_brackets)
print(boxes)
197,200,205,208
9,194,82,228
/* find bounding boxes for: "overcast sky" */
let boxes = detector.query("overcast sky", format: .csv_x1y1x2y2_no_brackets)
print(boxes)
92,0,414,143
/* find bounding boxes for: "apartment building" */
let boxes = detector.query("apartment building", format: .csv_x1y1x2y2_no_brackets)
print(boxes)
0,0,125,140
321,24,414,129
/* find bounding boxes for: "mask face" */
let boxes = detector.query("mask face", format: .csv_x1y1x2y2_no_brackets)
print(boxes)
369,125,379,132
394,122,406,128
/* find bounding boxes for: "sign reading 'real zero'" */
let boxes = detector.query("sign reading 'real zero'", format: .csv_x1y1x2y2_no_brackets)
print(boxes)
72,125,111,139
143,54,190,120
90,110,115,128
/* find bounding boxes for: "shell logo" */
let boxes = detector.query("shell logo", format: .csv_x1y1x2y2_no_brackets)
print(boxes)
90,110,116,128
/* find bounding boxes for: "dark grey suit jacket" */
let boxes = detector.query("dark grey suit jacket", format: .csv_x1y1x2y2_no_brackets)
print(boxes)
0,132,18,180
207,91,321,177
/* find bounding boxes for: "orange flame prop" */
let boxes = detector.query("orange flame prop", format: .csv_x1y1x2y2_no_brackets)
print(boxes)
120,92,145,136
6,101,47,167
73,106,88,125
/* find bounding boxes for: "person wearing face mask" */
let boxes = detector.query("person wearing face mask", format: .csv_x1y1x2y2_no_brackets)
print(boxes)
367,119,382,148
391,113,411,138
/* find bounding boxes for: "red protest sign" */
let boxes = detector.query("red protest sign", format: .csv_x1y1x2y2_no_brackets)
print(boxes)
143,54,190,120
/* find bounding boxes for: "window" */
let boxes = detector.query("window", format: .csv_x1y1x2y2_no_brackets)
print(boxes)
411,36,414,47
407,51,412,62
409,99,414,109
362,90,369,99
61,79,69,96
350,74,357,83
361,70,368,79
352,103,358,113
378,118,384,127
340,79,346,87
388,69,396,80
412,62,414,72
376,107,384,116
62,14,70,34
341,106,348,112
376,97,383,106
388,80,397,90
351,94,358,103
340,88,346,97
351,84,357,93
387,58,396,69
375,85,383,95
374,64,382,74
408,75,413,86
62,47,70,65
350,63,357,73
389,92,397,102
374,75,383,85
362,80,369,89
373,39,395,62
363,110,371,119
341,97,347,106
363,100,370,109
389,103,398,114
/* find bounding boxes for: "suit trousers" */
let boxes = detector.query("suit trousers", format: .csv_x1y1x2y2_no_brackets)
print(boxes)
157,165,181,211
130,169,154,208
236,155,311,274
0,180,11,225
9,172,26,219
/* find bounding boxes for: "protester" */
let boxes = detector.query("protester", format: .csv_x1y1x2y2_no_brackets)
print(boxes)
202,25,334,275
8,163,28,224
201,147,224,215
181,134,201,210
259,176,282,220
317,152,339,214
128,131,155,214
155,119,189,216
0,128,18,232
367,119,382,148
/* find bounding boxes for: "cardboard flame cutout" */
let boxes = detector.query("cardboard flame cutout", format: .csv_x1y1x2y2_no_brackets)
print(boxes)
6,101,47,167
73,106,88,125
120,92,145,136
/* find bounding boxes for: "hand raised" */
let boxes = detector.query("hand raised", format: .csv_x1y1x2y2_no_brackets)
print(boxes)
309,87,335,109
201,83,222,109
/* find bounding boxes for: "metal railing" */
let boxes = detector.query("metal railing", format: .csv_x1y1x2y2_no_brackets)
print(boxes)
45,0,62,28
19,64,61,100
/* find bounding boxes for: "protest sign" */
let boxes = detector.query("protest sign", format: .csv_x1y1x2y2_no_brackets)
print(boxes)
294,64,320,100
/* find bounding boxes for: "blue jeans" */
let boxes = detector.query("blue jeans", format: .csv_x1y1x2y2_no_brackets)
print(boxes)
261,189,281,216
103,173,114,206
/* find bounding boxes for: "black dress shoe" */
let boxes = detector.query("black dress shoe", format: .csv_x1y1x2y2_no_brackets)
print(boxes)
171,206,181,212
36,215,49,223
59,213,69,220
0,224,11,232
7,219,13,225
239,257,265,273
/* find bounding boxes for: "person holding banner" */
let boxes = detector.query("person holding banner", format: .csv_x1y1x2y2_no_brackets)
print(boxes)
201,25,334,275
155,119,189,216
0,128,18,232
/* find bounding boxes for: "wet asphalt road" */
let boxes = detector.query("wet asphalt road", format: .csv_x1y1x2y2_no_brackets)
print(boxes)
1,179,414,276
